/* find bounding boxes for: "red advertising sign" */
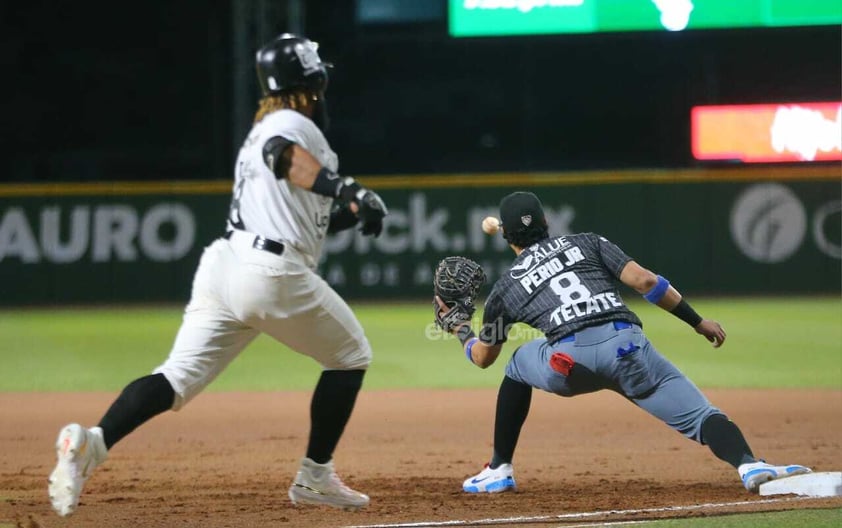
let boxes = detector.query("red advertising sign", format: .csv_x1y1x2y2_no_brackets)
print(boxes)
692,102,842,163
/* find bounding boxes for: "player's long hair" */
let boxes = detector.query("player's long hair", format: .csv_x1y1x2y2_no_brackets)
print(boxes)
253,90,317,123
504,223,550,249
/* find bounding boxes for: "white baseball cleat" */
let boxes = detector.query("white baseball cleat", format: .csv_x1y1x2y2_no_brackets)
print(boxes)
288,457,369,510
738,460,812,492
48,423,108,517
463,463,516,493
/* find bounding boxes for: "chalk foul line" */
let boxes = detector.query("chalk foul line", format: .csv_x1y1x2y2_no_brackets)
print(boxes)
343,496,815,528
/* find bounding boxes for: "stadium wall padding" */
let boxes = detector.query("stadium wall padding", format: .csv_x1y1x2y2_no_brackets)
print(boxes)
1,168,838,304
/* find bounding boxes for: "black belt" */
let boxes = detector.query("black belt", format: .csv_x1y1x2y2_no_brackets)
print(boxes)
558,321,632,343
224,230,285,256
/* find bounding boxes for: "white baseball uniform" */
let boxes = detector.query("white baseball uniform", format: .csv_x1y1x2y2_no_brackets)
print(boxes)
154,109,372,410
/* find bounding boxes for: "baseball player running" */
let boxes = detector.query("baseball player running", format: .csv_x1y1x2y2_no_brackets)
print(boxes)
48,33,386,516
435,191,811,494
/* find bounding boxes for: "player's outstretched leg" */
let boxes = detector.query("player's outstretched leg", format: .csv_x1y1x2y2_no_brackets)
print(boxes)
738,460,812,492
700,413,812,492
48,423,108,517
288,457,369,510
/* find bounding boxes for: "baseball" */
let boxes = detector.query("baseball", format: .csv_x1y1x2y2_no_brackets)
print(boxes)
482,216,501,235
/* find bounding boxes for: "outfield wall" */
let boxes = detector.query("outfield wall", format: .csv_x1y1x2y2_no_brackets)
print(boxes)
0,167,839,304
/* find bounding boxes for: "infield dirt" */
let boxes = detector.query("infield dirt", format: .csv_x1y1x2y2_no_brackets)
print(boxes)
2,388,840,527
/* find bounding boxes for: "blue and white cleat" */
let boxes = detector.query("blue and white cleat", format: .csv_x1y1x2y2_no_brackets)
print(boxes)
738,460,812,492
463,463,516,493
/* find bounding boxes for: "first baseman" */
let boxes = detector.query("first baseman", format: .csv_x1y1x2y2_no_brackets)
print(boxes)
48,33,386,516
437,191,811,494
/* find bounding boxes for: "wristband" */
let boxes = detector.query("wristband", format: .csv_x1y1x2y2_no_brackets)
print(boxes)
456,324,476,346
670,299,703,327
643,275,670,304
311,167,344,198
465,337,478,364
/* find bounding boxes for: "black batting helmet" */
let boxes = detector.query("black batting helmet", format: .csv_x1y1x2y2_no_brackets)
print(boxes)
255,33,330,96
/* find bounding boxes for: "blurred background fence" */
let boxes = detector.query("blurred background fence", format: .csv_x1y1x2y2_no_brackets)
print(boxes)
1,0,840,304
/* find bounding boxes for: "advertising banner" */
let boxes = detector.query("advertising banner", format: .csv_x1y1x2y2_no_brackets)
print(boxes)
0,170,839,304
692,102,842,163
449,0,842,37
320,178,841,298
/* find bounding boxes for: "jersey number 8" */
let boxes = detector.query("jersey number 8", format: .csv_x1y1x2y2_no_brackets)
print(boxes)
549,272,591,305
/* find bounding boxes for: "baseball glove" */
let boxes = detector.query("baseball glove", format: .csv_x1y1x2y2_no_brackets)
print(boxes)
433,256,487,333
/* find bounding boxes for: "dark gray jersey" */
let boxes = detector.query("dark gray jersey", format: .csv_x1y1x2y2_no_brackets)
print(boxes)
480,233,642,345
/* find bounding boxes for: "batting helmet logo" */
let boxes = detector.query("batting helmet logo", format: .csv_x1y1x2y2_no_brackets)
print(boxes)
294,42,323,75
256,33,330,96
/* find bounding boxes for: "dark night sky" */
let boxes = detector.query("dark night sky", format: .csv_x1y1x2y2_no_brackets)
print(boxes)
3,1,840,182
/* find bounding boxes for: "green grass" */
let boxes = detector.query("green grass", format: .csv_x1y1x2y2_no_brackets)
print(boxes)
634,507,842,527
0,296,839,392
630,296,842,388
0,298,839,527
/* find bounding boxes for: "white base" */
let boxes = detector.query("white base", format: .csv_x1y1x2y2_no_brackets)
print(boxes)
759,472,842,498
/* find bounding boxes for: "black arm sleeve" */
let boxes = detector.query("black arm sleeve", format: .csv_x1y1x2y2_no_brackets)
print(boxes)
262,136,295,179
670,299,703,327
327,204,359,234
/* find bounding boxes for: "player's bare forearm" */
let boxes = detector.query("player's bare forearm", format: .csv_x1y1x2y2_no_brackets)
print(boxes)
262,137,324,190
286,144,323,190
620,260,725,346
284,144,387,236
657,290,726,347
464,338,502,369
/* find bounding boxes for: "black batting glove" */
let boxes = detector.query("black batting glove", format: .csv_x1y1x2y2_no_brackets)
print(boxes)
356,189,388,237
335,178,388,237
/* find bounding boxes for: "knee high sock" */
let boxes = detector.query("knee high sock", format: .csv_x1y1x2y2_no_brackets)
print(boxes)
490,376,532,469
306,369,365,464
701,413,755,468
98,373,175,449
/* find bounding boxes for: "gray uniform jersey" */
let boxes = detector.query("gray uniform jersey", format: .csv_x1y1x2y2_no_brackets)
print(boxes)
480,233,642,345
226,109,338,267
493,233,720,443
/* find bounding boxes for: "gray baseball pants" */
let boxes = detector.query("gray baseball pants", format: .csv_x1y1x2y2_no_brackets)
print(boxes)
505,321,720,442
